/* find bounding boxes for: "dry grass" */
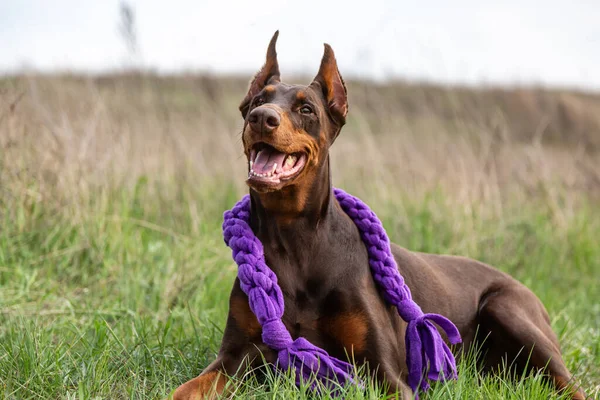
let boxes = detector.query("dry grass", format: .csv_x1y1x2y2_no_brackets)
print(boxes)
1,73,599,211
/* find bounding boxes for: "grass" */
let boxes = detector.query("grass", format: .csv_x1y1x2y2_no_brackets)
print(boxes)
0,74,599,399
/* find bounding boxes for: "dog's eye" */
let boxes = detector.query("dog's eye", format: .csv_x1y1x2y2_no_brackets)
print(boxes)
253,98,264,107
299,105,313,115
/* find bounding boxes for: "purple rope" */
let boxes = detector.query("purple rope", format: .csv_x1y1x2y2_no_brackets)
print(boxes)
222,188,462,396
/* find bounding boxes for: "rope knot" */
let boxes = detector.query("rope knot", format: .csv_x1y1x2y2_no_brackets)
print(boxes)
397,300,423,321
278,337,356,389
262,319,293,350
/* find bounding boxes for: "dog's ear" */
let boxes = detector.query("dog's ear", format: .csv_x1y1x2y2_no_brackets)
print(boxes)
239,31,280,119
311,44,348,128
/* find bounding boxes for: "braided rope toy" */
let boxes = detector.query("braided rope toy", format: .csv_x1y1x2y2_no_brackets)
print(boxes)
222,188,461,397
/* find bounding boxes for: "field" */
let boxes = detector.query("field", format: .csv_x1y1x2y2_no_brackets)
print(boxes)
0,74,599,399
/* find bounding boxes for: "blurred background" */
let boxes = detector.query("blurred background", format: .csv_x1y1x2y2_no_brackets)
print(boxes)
0,1,598,398
1,0,599,201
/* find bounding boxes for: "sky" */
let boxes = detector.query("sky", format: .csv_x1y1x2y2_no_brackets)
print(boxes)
1,0,599,90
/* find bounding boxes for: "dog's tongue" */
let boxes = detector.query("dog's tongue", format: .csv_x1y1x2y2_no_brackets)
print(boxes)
253,147,287,174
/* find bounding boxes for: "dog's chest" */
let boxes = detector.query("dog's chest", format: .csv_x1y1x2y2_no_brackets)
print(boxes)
263,240,376,355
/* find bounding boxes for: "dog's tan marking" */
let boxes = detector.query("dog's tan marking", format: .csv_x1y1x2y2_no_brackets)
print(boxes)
296,90,306,101
230,296,261,338
322,312,369,355
264,85,276,93
171,371,227,400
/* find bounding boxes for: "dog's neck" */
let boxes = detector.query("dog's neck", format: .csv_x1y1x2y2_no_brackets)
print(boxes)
249,156,342,247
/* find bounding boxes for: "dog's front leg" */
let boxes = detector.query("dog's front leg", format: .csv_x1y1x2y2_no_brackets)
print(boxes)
170,358,229,400
170,280,268,399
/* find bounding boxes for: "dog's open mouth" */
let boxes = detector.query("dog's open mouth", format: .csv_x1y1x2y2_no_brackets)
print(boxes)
247,143,307,186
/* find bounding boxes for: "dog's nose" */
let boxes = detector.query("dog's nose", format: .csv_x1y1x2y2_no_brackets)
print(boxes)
248,107,281,133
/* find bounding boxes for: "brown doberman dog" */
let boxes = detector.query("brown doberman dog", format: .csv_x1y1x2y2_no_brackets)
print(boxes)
171,32,588,400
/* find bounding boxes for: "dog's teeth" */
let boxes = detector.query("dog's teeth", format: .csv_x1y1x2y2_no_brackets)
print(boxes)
285,155,296,167
272,163,277,173
250,160,253,169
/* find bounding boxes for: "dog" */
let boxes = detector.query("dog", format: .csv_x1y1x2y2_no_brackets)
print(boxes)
171,32,587,399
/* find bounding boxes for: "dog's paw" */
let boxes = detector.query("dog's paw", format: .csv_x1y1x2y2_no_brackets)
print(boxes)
170,372,227,400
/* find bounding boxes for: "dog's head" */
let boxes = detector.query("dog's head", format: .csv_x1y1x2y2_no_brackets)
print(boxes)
240,31,347,194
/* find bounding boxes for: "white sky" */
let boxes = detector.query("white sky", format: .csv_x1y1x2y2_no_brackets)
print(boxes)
1,0,599,90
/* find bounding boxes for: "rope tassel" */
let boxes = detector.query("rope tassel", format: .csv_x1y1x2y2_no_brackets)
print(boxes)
222,189,462,397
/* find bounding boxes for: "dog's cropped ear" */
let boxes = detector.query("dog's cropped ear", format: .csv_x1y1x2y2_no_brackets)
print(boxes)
311,44,348,128
239,31,281,119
